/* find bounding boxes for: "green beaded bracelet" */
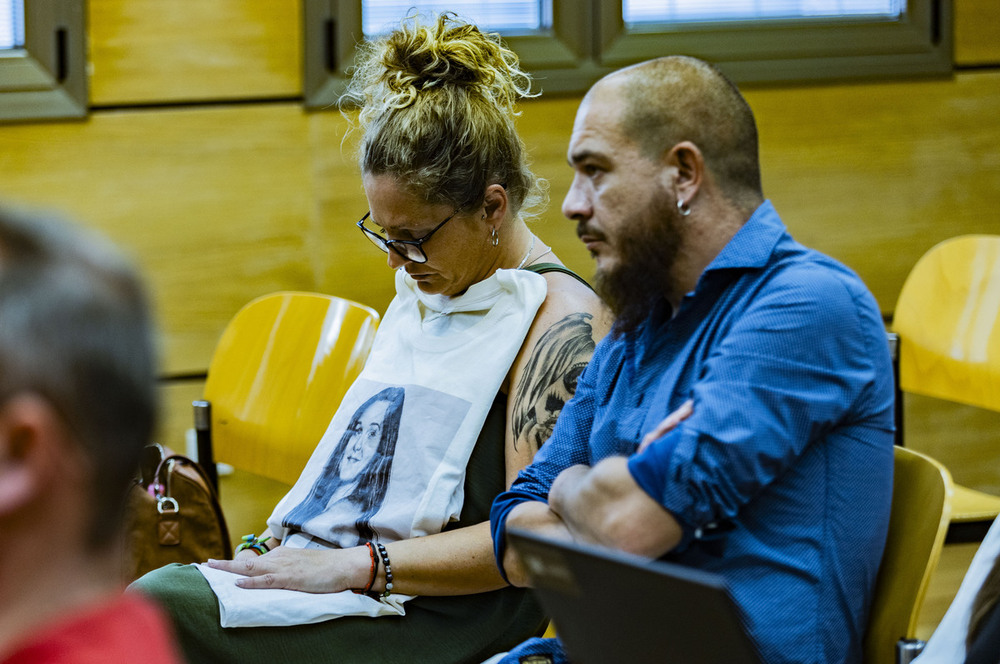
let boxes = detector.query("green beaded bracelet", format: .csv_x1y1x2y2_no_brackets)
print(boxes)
235,534,272,556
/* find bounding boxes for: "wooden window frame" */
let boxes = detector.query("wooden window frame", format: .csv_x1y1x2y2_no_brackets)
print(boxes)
0,0,87,123
303,0,952,109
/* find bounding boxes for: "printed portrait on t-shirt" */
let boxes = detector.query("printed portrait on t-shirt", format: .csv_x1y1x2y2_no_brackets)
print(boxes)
274,379,471,548
283,387,405,542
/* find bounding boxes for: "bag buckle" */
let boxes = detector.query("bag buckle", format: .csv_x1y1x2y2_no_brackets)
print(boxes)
156,496,179,515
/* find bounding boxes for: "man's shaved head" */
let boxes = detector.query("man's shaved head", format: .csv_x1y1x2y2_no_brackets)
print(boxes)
596,56,763,212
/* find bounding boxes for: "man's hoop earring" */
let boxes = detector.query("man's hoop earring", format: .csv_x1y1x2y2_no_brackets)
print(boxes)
677,199,691,217
490,228,500,247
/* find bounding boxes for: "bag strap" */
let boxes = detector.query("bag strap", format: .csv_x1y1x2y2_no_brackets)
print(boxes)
522,261,594,291
138,442,168,487
154,454,222,501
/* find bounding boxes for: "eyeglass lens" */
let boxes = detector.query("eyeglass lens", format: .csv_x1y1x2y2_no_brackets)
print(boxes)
358,216,428,263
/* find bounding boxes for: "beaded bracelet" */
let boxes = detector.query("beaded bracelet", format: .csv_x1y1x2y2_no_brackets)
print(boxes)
375,542,393,598
235,534,272,556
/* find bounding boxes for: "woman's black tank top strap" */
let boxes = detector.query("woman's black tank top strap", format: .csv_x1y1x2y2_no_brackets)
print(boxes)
523,261,593,290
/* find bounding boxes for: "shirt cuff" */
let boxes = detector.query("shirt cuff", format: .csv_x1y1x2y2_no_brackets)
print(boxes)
627,433,696,549
489,489,544,584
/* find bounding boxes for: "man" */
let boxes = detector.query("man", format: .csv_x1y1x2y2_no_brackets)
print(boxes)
490,56,894,664
0,206,181,663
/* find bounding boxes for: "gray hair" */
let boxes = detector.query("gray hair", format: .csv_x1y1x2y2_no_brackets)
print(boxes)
0,205,157,551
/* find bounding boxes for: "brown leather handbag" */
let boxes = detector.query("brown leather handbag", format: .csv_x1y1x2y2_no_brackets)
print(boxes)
123,443,231,582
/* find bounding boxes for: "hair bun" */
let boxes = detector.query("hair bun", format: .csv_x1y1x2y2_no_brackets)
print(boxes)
349,12,533,116
345,12,546,222
385,20,483,90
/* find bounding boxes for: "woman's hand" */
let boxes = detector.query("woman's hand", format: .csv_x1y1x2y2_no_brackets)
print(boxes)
232,548,262,565
207,545,370,594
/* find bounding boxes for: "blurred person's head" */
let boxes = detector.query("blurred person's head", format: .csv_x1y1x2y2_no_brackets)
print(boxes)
0,205,157,553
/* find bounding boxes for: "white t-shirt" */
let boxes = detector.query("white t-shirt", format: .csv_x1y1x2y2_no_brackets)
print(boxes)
914,517,1000,662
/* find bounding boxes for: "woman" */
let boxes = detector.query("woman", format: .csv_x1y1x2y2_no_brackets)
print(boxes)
132,12,611,664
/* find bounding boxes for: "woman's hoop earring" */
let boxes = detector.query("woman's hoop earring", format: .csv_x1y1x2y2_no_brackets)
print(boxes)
490,228,500,247
677,199,691,217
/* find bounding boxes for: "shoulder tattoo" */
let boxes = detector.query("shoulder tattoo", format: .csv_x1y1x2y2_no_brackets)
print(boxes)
512,312,597,455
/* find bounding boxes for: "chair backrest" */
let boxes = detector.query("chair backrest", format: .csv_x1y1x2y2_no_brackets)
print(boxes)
893,235,1000,413
203,291,379,486
864,446,954,664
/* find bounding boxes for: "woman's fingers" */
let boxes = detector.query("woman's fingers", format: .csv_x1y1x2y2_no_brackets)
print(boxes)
207,545,366,594
206,552,271,579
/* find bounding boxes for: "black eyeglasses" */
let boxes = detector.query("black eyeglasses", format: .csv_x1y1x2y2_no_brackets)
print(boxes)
356,209,458,264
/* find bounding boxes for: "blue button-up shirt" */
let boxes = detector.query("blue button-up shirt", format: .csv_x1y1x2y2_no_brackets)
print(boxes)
491,201,894,664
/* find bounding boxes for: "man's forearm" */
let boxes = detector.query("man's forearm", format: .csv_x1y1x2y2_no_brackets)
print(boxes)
500,500,574,587
548,461,624,547
548,457,683,558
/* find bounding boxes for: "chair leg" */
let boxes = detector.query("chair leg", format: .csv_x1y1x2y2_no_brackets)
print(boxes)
193,400,218,491
896,638,925,664
887,332,904,447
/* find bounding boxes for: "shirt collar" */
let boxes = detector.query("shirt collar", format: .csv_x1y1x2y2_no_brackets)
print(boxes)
628,200,787,337
701,200,785,274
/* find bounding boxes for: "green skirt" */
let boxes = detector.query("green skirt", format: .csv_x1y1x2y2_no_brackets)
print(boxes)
132,563,544,664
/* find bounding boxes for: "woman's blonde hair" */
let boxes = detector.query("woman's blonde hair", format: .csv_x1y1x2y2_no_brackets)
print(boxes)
343,12,545,218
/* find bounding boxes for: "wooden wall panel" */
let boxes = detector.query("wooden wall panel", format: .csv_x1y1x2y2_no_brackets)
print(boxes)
88,0,301,105
905,396,1000,495
0,104,316,375
955,0,1000,66
468,73,1000,316
309,111,399,314
515,97,604,284
746,70,1000,312
157,379,204,449
4,72,995,381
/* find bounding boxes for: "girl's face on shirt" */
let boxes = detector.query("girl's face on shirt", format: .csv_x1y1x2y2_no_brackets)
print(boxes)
339,400,389,482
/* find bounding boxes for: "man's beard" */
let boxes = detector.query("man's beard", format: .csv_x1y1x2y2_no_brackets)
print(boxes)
593,206,683,336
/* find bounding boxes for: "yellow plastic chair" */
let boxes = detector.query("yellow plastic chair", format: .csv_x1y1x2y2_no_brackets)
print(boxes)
864,446,954,664
194,291,379,488
892,235,1000,541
